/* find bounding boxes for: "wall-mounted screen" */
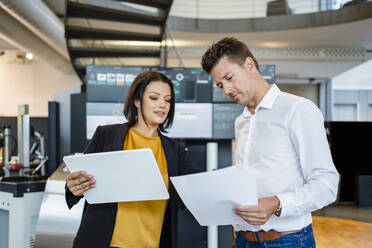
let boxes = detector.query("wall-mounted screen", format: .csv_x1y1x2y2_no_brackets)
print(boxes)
153,67,212,103
87,66,213,103
86,102,126,139
213,104,244,139
86,66,148,102
166,103,213,138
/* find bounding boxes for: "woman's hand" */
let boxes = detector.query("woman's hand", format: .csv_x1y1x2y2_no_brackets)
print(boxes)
66,171,96,197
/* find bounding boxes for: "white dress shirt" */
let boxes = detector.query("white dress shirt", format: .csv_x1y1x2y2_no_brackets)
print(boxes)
234,84,339,232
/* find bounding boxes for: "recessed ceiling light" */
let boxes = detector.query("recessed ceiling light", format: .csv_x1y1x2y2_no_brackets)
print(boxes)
26,52,33,60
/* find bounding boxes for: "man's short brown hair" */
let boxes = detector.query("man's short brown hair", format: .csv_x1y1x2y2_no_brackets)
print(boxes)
201,37,259,74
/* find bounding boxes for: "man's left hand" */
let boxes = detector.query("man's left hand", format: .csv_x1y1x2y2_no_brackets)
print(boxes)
234,196,280,226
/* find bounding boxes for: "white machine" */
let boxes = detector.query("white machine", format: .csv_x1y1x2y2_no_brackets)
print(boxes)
0,179,45,248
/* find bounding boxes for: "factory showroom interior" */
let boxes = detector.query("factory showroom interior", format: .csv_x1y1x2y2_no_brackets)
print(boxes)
1,0,372,248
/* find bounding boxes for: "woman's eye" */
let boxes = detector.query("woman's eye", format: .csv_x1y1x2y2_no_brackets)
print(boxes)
165,99,171,103
150,97,157,100
227,75,232,80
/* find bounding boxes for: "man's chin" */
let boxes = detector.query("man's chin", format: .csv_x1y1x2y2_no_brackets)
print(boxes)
233,99,244,106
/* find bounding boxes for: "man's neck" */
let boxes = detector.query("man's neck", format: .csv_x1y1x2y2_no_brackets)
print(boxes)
247,81,271,115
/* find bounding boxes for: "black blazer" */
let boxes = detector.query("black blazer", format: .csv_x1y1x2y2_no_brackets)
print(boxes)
65,123,200,248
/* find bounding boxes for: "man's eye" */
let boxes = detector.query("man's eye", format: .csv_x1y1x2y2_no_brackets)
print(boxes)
227,75,232,80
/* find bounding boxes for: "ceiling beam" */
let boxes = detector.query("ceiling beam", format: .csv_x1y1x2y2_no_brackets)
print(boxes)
66,2,163,26
69,47,161,58
65,26,162,41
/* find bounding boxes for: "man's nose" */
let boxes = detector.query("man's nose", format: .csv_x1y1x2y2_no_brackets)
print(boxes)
223,85,234,95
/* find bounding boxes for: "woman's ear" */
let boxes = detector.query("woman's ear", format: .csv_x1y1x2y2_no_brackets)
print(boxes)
134,99,140,109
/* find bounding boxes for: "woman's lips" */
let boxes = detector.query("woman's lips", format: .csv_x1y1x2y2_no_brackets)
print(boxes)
154,111,165,117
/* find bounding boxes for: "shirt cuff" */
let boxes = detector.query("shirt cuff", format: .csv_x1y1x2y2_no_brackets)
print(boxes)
276,192,295,218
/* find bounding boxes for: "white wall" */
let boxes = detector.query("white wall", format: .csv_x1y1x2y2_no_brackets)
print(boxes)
0,50,80,117
332,59,372,90
331,59,372,121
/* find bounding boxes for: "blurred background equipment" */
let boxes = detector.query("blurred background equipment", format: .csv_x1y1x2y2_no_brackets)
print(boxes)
0,104,48,248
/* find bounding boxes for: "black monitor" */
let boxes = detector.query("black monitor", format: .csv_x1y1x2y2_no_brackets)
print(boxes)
329,121,372,175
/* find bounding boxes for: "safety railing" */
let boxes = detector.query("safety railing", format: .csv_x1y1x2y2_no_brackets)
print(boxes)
169,0,370,19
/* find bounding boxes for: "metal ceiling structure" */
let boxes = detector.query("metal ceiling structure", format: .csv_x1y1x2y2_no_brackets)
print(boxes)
1,0,371,83
64,0,173,82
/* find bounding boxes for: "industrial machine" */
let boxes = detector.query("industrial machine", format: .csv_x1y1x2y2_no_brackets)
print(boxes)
0,104,48,248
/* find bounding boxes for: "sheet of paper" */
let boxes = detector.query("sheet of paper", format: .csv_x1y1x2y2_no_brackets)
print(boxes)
63,149,169,204
170,166,257,226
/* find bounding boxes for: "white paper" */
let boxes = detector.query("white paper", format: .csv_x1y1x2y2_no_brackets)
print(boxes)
63,149,169,204
170,166,257,226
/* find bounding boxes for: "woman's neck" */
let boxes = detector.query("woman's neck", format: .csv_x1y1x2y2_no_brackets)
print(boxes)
132,120,159,137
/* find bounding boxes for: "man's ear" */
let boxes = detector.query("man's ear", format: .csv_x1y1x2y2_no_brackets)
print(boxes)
244,57,255,72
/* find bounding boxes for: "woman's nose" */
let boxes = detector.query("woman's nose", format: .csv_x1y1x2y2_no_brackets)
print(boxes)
159,100,166,108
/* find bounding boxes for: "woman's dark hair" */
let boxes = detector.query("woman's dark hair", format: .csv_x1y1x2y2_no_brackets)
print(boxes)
124,70,175,132
201,37,259,74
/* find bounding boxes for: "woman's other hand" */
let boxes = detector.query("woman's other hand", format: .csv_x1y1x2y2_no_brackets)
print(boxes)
66,171,96,197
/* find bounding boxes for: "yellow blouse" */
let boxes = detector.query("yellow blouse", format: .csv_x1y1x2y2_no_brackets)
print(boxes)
110,128,169,248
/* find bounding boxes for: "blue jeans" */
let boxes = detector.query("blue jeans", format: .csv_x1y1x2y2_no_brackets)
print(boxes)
235,224,316,248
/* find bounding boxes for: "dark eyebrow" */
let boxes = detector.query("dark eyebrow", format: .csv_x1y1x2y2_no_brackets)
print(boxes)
149,91,171,97
217,72,229,85
222,73,230,80
149,91,160,95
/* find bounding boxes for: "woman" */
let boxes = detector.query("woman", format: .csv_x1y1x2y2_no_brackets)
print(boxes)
65,71,200,248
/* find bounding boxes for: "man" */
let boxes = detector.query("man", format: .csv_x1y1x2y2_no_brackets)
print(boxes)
201,37,339,248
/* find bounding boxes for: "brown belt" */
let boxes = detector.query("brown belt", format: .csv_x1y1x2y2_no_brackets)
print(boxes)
238,229,298,242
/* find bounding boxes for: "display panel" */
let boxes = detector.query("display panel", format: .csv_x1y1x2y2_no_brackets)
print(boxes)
86,102,126,139
213,104,244,139
166,103,213,138
87,66,213,103
153,67,212,103
260,65,276,84
86,66,148,102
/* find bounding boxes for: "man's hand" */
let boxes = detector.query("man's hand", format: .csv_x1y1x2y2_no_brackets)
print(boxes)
234,196,280,226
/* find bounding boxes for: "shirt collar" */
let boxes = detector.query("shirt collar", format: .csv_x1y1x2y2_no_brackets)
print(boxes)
242,84,280,118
